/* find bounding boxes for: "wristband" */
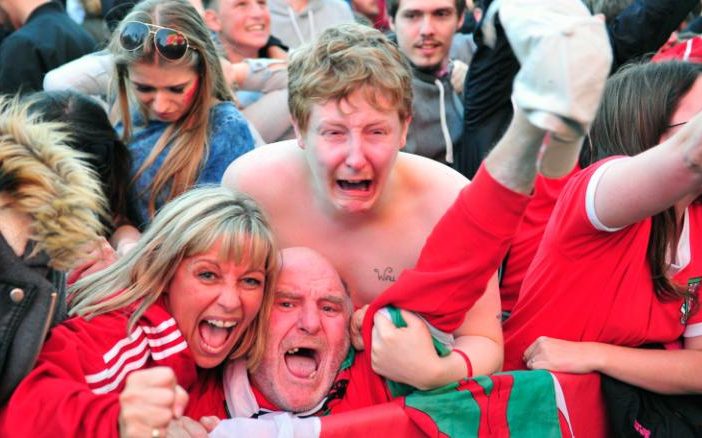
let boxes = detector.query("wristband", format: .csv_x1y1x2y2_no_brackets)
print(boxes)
452,349,473,378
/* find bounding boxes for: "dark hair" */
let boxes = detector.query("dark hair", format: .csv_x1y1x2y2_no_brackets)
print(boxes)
26,90,131,232
386,0,466,21
587,61,702,302
581,0,634,23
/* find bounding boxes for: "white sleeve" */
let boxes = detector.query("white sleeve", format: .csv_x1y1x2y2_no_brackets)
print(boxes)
43,51,114,98
239,59,288,93
209,413,321,438
684,322,702,338
585,158,627,232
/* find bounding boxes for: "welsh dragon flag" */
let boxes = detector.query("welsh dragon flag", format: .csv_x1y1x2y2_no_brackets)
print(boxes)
324,306,569,437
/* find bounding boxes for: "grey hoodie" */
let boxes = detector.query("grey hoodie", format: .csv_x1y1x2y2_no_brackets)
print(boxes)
268,0,354,49
404,64,464,164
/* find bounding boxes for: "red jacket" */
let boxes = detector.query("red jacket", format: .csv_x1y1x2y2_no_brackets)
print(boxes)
0,299,198,438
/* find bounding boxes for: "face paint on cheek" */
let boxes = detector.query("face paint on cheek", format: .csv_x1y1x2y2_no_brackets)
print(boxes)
183,76,200,107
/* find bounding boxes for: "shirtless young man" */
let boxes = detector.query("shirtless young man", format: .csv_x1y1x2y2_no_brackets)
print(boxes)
222,23,500,387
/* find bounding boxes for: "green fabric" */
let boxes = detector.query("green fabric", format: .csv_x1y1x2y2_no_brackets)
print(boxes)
384,306,452,398
403,370,562,437
405,382,481,437
340,345,355,371
504,370,561,438
473,375,494,396
381,306,562,438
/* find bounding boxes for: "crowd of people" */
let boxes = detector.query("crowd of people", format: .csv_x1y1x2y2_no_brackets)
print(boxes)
1,0,702,436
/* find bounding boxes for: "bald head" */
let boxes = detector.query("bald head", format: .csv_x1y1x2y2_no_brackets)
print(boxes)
251,247,352,412
280,247,347,292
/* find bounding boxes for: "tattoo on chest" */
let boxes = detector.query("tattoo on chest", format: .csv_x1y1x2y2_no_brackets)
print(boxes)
373,267,396,282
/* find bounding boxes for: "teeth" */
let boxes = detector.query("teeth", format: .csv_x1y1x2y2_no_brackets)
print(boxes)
207,320,237,328
338,180,370,190
308,370,317,379
286,348,299,355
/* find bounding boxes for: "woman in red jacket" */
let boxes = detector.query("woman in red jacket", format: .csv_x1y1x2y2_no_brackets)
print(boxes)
0,186,278,438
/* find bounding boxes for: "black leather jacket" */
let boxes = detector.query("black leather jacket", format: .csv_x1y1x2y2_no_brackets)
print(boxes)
0,234,66,405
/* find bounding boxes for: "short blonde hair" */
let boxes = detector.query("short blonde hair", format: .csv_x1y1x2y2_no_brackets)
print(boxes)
0,96,106,270
69,186,279,368
288,23,413,133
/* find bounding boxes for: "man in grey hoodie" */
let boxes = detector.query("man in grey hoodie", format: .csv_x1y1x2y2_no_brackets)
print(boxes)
268,0,354,49
389,0,465,165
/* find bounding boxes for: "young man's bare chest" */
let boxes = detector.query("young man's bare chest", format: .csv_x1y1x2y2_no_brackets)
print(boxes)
271,204,438,306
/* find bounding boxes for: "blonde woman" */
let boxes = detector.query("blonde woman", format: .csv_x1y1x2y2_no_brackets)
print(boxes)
0,186,278,437
109,0,256,252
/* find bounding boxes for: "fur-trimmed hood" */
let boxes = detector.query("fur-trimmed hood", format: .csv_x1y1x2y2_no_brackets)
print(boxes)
0,97,106,270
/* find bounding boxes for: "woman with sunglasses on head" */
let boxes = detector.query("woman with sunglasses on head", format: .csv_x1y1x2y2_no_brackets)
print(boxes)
0,186,278,437
503,61,702,398
108,0,257,254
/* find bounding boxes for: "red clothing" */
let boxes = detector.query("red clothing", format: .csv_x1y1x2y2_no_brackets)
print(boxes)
500,166,579,312
504,159,702,371
189,164,533,416
361,164,531,346
189,166,573,436
652,36,702,63
0,299,198,438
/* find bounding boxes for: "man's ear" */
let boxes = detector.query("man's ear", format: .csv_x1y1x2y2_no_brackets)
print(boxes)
292,120,306,149
202,9,221,33
456,9,465,31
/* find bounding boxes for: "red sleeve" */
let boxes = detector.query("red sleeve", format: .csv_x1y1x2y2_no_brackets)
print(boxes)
361,164,531,349
0,324,121,438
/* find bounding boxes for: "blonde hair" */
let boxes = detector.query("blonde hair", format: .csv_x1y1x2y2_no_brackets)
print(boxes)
0,96,106,271
80,0,102,16
109,0,234,218
288,23,413,133
69,186,278,368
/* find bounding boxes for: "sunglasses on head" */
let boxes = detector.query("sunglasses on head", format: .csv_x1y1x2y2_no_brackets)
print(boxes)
119,21,191,61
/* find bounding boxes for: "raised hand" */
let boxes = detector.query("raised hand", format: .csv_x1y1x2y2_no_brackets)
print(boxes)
118,367,188,438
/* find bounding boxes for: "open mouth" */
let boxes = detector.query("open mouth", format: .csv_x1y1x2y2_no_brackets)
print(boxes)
336,179,371,192
284,347,320,379
198,319,238,352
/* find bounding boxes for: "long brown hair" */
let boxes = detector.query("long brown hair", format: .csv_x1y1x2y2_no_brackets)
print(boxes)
588,61,702,301
109,0,234,218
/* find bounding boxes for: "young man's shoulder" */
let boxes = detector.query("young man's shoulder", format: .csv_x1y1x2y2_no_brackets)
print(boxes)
222,139,305,192
395,152,469,194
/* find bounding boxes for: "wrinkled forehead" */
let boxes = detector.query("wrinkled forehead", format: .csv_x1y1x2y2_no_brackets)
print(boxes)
275,269,348,303
277,248,351,306
305,90,406,128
